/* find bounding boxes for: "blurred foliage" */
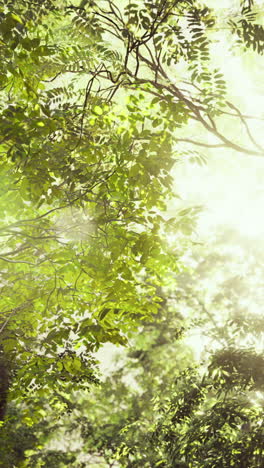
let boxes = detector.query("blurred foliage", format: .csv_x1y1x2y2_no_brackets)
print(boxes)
2,227,264,467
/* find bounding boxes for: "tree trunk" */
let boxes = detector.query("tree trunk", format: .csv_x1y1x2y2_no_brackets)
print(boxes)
0,350,9,421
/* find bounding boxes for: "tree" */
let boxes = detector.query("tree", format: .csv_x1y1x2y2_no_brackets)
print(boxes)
0,0,179,421
0,0,264,462
7,224,264,467
26,225,264,467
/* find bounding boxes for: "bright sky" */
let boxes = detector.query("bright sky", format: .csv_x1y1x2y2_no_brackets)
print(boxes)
172,0,264,241
173,153,264,239
169,3,264,359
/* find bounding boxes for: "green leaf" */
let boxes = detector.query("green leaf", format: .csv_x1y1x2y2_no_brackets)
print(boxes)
93,105,103,115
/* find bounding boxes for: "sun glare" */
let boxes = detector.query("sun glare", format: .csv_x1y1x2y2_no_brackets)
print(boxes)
169,18,264,358
172,154,264,240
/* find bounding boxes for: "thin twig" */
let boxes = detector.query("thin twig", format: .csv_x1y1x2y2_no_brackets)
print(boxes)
0,302,32,335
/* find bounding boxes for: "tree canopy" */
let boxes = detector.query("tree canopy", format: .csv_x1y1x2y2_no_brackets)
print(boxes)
0,0,264,466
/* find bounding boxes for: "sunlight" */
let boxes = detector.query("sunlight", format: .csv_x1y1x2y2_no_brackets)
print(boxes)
170,28,264,240
169,43,264,357
172,153,264,240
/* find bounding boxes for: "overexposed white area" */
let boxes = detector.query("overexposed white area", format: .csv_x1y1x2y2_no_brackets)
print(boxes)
95,342,123,377
172,153,264,240
172,0,264,239
170,15,264,357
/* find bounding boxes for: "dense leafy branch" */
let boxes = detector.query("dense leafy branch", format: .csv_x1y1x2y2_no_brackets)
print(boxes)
64,0,264,157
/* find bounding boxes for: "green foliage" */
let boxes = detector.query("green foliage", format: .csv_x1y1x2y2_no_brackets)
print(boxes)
229,3,264,54
5,228,263,467
0,0,263,465
0,0,192,423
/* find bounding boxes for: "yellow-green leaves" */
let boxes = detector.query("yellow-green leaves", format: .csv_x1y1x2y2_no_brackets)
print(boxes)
93,105,103,115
